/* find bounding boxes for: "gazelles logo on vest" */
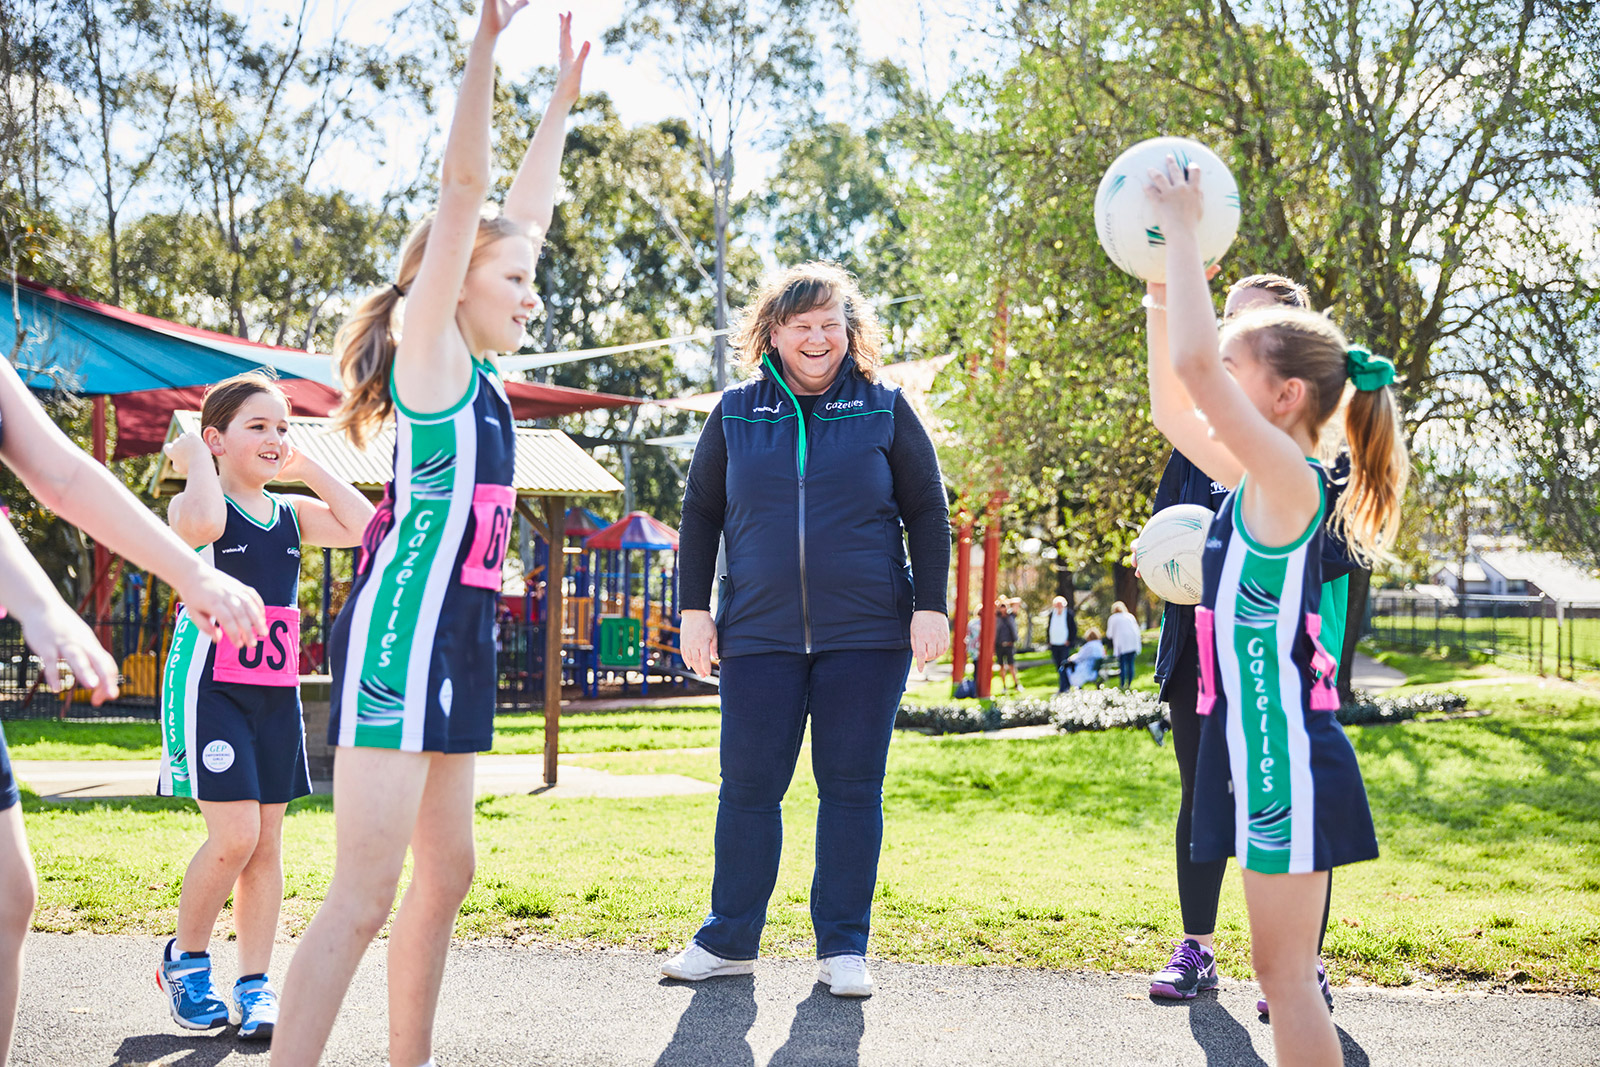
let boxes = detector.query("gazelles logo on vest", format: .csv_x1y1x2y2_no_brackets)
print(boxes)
377,508,436,668
824,399,865,411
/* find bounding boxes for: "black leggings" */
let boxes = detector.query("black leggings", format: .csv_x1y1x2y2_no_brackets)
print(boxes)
1167,643,1332,949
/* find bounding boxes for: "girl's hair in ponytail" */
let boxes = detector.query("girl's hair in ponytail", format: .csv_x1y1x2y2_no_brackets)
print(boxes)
1222,307,1410,565
1337,381,1409,566
201,371,290,434
332,212,531,446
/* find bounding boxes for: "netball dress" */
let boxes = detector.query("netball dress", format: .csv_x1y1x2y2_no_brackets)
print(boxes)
0,409,15,811
326,358,515,753
1189,462,1378,874
158,494,311,802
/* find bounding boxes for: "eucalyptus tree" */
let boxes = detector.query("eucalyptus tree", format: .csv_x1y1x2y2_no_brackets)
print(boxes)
605,0,856,389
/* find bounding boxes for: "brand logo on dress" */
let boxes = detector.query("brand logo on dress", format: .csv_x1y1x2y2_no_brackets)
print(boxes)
824,399,865,411
1244,634,1276,794
220,544,247,555
287,547,300,557
1210,480,1229,496
484,415,500,427
753,404,783,414
1205,537,1223,549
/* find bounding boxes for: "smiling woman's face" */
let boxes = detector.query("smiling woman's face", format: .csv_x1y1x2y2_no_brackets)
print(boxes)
770,299,848,395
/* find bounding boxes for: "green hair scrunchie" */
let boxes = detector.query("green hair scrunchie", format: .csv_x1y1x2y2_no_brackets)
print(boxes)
1346,346,1396,392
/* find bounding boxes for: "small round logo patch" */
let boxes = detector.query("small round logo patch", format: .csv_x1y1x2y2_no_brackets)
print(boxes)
202,740,235,773
439,677,453,717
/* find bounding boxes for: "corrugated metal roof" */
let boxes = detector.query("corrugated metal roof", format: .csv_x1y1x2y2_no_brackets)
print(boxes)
152,412,622,498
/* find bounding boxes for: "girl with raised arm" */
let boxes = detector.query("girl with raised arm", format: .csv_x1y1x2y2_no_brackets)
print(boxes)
0,356,266,1067
154,373,373,1040
1145,159,1408,1067
270,6,587,1065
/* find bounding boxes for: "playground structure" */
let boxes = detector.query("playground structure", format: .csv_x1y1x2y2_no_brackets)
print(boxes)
572,511,687,696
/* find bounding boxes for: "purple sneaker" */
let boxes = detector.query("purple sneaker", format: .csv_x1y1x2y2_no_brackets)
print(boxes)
1149,938,1218,1000
1257,957,1334,1018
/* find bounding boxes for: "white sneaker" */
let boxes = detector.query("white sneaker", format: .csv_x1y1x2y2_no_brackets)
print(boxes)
817,954,875,997
660,942,755,981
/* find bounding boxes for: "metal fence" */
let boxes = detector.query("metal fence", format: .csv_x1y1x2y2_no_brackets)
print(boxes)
1364,593,1600,678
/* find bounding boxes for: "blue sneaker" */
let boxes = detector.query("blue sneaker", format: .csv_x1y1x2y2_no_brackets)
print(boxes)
233,974,278,1040
155,938,229,1029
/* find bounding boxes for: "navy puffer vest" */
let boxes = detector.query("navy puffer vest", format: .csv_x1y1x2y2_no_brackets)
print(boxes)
716,355,912,656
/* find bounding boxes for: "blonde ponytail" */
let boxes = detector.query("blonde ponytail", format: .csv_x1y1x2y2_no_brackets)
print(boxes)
331,211,532,446
1333,383,1410,566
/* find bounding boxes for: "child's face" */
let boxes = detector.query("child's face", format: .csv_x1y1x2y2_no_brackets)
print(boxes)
460,234,540,354
1219,334,1286,423
210,391,290,483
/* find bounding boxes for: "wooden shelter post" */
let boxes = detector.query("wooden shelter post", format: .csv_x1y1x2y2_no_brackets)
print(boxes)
91,396,113,647
541,496,567,786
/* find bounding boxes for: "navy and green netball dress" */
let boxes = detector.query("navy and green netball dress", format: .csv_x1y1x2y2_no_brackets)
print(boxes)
326,358,515,753
158,493,311,803
1189,461,1378,874
0,408,16,811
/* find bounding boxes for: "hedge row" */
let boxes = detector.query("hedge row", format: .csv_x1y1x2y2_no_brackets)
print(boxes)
895,688,1470,736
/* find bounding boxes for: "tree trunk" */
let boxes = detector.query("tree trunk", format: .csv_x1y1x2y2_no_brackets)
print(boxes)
712,149,730,391
1112,561,1140,617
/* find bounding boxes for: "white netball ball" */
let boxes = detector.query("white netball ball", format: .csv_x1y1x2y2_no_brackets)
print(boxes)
1134,504,1214,606
1094,137,1241,283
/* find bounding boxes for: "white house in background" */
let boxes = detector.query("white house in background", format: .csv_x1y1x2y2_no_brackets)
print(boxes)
1432,547,1600,602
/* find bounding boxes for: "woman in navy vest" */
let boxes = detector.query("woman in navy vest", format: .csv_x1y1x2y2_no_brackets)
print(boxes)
662,263,950,997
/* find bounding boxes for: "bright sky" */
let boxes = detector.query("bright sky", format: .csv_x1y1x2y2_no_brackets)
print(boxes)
250,0,986,206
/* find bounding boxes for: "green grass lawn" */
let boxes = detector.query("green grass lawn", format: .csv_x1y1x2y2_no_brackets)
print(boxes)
902,633,1162,704
16,657,1600,993
5,706,726,762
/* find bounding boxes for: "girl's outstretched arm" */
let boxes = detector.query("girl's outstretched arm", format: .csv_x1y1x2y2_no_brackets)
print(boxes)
1145,275,1243,489
1146,159,1320,546
278,445,375,549
393,0,529,414
0,511,120,703
502,12,589,238
0,359,266,648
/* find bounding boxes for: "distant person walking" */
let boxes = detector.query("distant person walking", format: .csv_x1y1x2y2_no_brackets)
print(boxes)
1106,601,1142,689
1046,595,1077,692
994,597,1020,691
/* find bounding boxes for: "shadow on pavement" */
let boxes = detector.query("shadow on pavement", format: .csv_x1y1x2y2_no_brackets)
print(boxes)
767,984,865,1067
654,975,759,1067
1177,996,1270,1066
1337,1024,1371,1065
110,1031,267,1066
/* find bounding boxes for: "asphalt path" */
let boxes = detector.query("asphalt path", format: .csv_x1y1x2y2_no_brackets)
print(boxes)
12,935,1597,1066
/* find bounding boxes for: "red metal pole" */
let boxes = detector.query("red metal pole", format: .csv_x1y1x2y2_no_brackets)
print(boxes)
91,396,112,648
975,493,1002,698
951,516,973,695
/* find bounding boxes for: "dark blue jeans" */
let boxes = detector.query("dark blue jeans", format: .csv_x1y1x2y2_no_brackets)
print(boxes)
1119,650,1137,688
693,647,912,960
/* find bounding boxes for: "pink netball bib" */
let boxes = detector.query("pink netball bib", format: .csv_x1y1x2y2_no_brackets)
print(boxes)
460,484,514,590
212,606,301,686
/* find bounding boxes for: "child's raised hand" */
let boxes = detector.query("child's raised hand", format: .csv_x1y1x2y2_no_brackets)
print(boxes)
551,12,591,110
179,566,268,651
1144,154,1206,231
20,600,120,704
276,443,309,484
479,0,530,38
163,431,213,479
